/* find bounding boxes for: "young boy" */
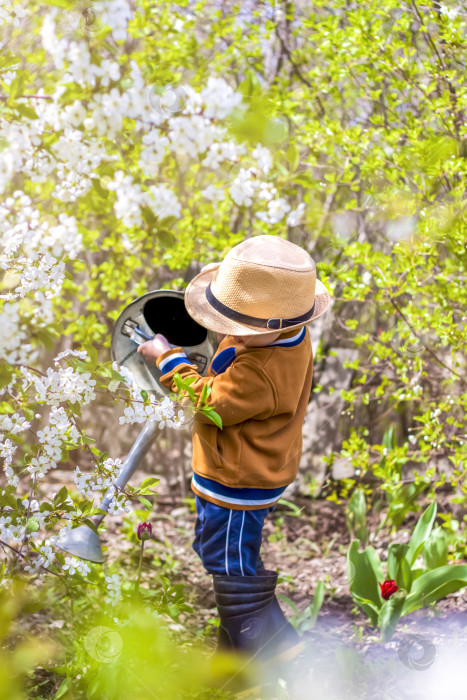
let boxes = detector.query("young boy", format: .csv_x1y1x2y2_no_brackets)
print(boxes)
137,234,331,664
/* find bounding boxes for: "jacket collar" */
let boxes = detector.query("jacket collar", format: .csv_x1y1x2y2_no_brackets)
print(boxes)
210,325,307,376
265,325,307,347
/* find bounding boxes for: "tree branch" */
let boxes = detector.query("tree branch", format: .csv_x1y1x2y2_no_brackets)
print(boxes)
390,297,467,388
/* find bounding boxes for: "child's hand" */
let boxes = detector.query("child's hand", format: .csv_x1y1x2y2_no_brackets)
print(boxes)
137,334,171,365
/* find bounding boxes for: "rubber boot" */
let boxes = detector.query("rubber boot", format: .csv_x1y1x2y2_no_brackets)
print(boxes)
212,570,303,663
250,565,305,663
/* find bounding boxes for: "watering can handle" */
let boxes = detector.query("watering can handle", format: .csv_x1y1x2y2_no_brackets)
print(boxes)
134,326,153,341
132,325,177,349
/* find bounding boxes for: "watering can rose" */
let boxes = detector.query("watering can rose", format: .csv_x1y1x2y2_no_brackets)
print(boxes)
379,580,399,600
137,522,152,541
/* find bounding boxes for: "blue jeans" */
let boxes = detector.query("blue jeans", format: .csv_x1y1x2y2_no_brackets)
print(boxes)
192,495,275,575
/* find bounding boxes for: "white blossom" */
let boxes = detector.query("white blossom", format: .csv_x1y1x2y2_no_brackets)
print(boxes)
200,77,243,119
73,458,123,498
33,365,96,407
24,542,56,573
0,303,36,363
256,197,291,224
94,0,133,41
139,130,169,176
202,184,225,202
286,202,306,227
230,168,258,207
62,556,91,576
252,145,273,175
105,573,122,605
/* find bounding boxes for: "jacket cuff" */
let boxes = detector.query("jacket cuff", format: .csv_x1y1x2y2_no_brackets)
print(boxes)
156,347,191,374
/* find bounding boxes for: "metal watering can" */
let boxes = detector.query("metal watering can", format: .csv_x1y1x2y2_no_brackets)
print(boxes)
56,290,218,563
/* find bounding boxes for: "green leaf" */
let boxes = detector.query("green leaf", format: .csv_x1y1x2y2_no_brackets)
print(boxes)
276,592,299,614
23,407,35,421
43,0,74,7
141,206,158,227
384,481,431,528
0,364,13,389
91,178,109,199
140,477,160,492
0,54,20,71
423,527,449,569
403,565,467,615
309,580,325,625
87,344,98,369
158,229,176,248
138,496,153,511
0,401,15,414
387,542,412,592
345,487,367,543
277,499,303,516
383,426,396,451
378,589,407,641
16,104,39,120
53,486,69,505
7,73,25,101
286,143,300,172
406,502,437,567
82,518,99,534
201,408,223,429
54,677,71,699
347,540,384,625
37,328,56,351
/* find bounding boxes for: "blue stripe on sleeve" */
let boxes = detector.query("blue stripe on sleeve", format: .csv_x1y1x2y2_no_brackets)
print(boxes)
159,354,193,374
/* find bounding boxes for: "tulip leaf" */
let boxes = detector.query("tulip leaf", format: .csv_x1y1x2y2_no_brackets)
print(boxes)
387,543,412,591
378,589,407,641
423,527,449,569
402,564,467,615
405,502,437,567
347,540,384,625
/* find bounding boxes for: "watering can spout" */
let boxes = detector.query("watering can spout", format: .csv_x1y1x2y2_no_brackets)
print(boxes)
55,289,218,564
55,420,159,563
56,522,104,563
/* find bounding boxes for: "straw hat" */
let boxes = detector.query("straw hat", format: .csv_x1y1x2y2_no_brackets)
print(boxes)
184,235,332,336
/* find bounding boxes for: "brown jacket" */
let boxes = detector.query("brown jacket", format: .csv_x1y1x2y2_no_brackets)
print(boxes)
156,324,313,510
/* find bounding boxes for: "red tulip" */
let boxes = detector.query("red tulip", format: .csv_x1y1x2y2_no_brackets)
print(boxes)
137,521,152,541
379,579,399,600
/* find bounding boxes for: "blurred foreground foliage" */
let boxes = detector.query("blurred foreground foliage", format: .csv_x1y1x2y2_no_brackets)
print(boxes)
0,0,467,695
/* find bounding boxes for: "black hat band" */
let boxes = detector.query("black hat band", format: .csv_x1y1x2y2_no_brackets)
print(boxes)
205,283,315,331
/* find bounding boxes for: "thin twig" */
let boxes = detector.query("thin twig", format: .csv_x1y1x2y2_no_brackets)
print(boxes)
0,538,64,578
390,297,467,387
0,95,53,101
16,473,36,566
